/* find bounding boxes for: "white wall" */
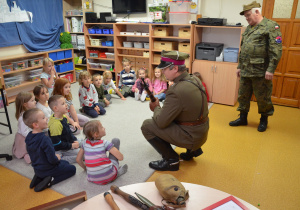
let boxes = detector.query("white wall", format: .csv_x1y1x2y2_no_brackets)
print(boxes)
93,0,263,26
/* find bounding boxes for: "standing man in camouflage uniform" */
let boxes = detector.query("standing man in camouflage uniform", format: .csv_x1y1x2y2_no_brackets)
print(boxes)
141,51,209,171
229,1,282,132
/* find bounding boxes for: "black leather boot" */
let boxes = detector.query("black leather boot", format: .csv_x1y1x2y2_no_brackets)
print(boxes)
180,148,203,161
258,115,268,132
229,112,248,126
147,137,180,171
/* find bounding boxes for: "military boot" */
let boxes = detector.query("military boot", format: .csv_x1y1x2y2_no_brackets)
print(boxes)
257,115,268,132
180,148,203,161
147,137,179,171
229,112,248,126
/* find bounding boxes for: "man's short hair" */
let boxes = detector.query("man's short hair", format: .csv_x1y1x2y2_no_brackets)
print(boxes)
23,108,42,129
169,64,187,72
48,95,64,110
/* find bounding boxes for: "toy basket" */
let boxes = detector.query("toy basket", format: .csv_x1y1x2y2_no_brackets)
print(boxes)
90,39,101,46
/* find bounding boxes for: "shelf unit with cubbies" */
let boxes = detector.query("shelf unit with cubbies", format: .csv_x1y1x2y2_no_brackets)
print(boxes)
0,49,76,104
84,23,116,75
150,24,194,74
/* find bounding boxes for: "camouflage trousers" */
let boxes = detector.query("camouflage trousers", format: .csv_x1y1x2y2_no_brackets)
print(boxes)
237,76,274,116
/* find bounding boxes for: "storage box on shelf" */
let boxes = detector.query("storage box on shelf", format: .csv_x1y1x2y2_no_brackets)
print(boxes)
192,25,245,106
0,48,76,104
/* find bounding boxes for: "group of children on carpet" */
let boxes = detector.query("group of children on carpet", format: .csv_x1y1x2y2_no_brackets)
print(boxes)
10,57,208,192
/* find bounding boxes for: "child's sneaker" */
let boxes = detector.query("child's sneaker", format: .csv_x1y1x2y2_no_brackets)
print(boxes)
34,176,53,192
30,174,42,189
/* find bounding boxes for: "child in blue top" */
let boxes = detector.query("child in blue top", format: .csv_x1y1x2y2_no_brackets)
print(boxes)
24,108,76,192
118,59,136,98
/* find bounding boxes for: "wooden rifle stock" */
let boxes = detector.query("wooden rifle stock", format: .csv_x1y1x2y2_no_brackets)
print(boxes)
141,78,156,103
110,185,149,210
104,192,120,210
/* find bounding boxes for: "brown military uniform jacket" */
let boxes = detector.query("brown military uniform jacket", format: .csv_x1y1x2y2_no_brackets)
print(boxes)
238,17,282,77
152,71,209,149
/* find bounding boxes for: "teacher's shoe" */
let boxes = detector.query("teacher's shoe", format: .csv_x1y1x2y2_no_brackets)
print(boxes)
149,158,180,171
257,115,268,132
229,112,248,126
180,148,203,161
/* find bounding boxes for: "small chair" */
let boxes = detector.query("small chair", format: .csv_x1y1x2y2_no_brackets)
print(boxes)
27,191,87,210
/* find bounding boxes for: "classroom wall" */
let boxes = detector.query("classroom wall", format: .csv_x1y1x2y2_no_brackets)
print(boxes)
0,45,28,58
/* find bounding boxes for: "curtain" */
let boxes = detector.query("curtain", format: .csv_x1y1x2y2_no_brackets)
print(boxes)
0,0,64,52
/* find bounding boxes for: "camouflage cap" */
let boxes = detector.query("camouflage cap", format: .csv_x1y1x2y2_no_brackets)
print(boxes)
157,50,190,69
240,1,261,15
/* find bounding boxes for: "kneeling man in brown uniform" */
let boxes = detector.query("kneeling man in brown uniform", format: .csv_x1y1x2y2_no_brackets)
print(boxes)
141,51,209,171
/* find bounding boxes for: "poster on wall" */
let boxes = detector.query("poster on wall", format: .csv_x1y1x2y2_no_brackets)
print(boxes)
84,0,92,9
0,0,32,23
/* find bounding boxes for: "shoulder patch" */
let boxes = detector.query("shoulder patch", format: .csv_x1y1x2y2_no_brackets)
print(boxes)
275,25,279,29
275,36,282,44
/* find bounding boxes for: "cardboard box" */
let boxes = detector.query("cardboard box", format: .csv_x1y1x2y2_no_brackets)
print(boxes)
154,41,176,51
128,50,136,55
178,42,190,53
178,28,191,38
154,54,161,64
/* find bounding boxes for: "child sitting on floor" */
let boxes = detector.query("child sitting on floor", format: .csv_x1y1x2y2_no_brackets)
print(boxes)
48,95,80,163
24,108,76,192
78,71,106,118
12,92,36,164
76,120,128,185
92,74,110,108
33,85,52,120
118,58,136,98
151,68,167,101
132,68,153,102
102,70,126,101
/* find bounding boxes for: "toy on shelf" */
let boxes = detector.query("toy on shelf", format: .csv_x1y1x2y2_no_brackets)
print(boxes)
60,32,73,49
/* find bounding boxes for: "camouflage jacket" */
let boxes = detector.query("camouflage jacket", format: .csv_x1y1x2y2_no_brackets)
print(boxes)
238,17,282,77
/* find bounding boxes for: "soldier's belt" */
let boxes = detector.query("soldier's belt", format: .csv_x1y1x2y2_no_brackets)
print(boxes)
176,116,208,126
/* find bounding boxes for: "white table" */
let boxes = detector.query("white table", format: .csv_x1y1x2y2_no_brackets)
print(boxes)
73,182,259,210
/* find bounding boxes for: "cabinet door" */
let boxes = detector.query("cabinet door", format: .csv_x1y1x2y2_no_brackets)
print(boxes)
279,77,300,107
192,60,214,101
212,63,239,105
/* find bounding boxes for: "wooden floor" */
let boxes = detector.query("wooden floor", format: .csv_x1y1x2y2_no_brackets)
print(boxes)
1,102,299,210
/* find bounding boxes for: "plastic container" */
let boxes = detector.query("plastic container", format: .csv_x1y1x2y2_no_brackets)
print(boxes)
2,64,13,72
224,48,239,63
123,41,133,48
56,63,68,73
101,41,107,46
143,43,149,49
169,12,191,24
134,42,143,48
49,52,57,61
28,57,43,67
105,52,115,59
110,29,114,34
88,28,96,34
64,50,72,58
67,62,74,71
99,63,113,70
57,51,65,60
169,1,191,13
96,28,103,34
89,62,99,69
12,60,28,70
27,74,40,81
103,29,110,34
106,40,113,47
5,78,22,88
28,68,43,76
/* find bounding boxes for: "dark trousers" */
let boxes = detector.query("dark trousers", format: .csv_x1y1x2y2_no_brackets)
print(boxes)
36,160,76,185
83,106,106,118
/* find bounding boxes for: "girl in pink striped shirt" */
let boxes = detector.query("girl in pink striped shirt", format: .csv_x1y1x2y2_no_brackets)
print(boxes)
151,68,167,101
76,120,127,185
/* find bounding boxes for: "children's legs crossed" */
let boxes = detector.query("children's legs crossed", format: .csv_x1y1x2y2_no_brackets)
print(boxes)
109,138,127,177
57,148,80,164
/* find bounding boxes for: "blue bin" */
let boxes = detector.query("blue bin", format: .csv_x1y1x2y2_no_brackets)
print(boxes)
57,51,65,60
106,41,113,47
88,28,96,34
57,63,67,73
54,65,58,72
49,52,57,61
96,29,103,34
64,50,72,58
224,48,239,63
67,62,73,71
103,29,110,34
109,29,114,34
101,41,106,46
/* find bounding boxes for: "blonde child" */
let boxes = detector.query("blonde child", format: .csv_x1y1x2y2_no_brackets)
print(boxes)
102,71,126,101
40,58,58,96
193,72,209,102
118,59,136,98
12,92,36,163
92,74,109,108
78,71,106,118
76,120,128,185
33,85,52,119
151,68,167,101
53,78,89,134
132,68,153,101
